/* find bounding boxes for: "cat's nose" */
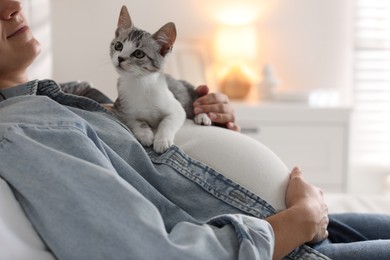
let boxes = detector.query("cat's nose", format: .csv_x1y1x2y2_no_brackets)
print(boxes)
118,56,125,64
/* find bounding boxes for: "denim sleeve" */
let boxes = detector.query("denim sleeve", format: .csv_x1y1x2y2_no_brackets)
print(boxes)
0,96,274,260
59,81,113,104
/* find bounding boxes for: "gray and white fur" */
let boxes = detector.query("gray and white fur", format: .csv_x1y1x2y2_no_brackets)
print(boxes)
110,5,211,153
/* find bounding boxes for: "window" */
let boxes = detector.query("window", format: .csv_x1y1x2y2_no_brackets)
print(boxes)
351,0,390,166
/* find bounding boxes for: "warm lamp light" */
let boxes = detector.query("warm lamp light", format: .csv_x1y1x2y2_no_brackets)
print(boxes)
207,0,261,26
214,25,259,99
215,26,258,63
219,65,252,99
216,5,259,26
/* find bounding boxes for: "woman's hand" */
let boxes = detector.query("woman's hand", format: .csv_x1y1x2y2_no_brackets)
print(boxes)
285,167,329,244
193,85,240,132
265,167,329,259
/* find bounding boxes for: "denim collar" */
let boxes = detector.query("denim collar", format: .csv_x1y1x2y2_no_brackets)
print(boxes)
0,79,112,115
0,80,39,101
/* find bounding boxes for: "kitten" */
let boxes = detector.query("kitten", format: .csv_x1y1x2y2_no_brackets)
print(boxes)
110,6,211,153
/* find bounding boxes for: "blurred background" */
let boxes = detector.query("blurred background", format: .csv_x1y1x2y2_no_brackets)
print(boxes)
48,0,354,102
24,0,390,195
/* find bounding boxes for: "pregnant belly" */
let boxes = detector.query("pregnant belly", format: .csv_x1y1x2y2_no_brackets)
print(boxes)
175,120,289,211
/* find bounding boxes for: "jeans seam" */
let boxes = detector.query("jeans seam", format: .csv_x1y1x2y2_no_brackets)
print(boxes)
148,146,276,219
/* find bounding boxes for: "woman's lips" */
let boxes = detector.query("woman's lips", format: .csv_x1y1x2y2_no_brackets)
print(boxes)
7,25,29,39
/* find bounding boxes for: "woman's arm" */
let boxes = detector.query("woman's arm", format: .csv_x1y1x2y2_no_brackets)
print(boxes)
266,167,329,259
193,85,240,132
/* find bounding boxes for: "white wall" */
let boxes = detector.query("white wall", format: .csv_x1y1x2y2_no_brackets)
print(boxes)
258,0,354,101
23,0,52,80
51,0,354,101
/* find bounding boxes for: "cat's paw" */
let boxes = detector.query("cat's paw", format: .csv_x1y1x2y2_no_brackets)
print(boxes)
134,129,154,147
194,113,212,126
153,138,173,154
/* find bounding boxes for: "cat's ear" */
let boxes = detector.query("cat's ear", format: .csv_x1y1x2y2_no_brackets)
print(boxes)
152,22,177,57
117,5,132,30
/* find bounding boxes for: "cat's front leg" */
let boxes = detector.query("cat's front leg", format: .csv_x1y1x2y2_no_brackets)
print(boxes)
130,120,154,147
153,109,185,153
153,123,174,153
153,138,173,154
194,113,212,126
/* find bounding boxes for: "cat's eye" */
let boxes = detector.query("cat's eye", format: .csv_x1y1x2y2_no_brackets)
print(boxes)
132,50,145,59
114,42,123,51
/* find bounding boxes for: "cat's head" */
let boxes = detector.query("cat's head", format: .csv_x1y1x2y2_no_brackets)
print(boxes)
110,5,176,77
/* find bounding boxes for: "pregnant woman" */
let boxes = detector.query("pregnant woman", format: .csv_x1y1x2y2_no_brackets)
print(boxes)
1,1,390,259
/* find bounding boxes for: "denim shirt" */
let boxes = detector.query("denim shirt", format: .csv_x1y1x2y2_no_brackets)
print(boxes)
0,80,329,260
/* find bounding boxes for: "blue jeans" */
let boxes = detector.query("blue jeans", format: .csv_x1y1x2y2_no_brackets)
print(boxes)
313,213,390,259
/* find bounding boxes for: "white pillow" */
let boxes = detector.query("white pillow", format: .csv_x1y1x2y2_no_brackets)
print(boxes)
175,120,289,211
0,178,55,260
